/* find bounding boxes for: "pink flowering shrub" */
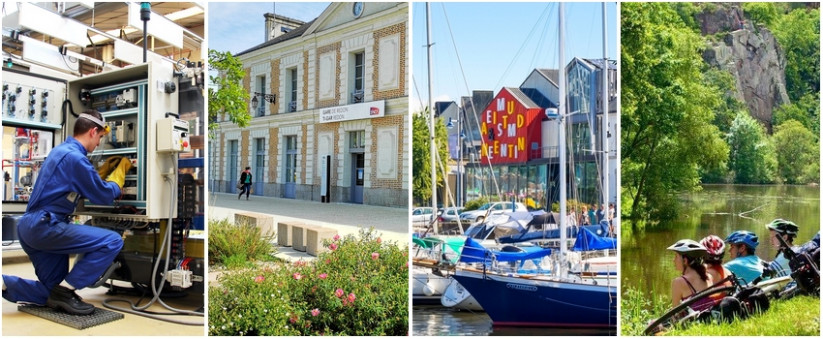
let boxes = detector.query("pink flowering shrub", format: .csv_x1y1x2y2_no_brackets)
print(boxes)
209,228,408,336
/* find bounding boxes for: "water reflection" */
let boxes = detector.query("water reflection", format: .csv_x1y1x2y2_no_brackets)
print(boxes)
412,306,616,336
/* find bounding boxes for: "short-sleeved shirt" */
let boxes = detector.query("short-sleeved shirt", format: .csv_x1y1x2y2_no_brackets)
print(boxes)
724,255,764,285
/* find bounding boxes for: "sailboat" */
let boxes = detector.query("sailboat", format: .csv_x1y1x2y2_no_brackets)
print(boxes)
450,3,617,328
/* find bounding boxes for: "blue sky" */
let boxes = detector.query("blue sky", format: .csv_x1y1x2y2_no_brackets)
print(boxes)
206,2,617,110
412,2,617,112
208,2,331,55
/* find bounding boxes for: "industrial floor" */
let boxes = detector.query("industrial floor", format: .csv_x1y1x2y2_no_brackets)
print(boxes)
2,245,204,336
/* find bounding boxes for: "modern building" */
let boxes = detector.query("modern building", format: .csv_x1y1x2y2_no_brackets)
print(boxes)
210,2,409,208
462,57,618,211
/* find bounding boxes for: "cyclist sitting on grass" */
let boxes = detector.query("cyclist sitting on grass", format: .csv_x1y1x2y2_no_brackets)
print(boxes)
701,235,734,289
765,219,799,278
723,230,765,285
668,240,715,310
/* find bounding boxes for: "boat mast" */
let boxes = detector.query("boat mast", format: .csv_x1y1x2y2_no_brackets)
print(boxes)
426,3,438,234
601,2,609,215
558,2,567,266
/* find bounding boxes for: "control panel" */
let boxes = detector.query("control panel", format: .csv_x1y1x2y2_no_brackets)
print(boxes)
157,117,191,153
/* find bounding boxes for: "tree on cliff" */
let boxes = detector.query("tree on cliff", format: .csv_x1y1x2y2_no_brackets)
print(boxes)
621,3,729,223
772,7,819,102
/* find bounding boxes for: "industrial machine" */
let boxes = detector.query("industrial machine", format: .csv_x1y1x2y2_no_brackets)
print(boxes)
2,60,205,324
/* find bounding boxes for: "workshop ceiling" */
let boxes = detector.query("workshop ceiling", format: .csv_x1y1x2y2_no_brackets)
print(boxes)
2,2,204,75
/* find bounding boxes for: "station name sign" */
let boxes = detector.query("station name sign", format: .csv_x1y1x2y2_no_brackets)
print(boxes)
319,100,385,123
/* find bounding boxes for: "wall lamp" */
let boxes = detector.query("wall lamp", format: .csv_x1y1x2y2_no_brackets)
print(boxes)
251,92,276,109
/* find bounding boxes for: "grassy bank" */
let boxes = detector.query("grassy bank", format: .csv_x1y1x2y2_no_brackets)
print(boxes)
622,288,819,336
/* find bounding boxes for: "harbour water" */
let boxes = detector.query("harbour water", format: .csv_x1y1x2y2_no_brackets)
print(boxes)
412,306,617,336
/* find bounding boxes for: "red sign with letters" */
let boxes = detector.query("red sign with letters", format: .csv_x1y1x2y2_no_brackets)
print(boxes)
480,88,543,164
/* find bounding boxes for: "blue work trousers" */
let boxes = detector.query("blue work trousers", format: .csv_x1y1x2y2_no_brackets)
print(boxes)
2,210,123,305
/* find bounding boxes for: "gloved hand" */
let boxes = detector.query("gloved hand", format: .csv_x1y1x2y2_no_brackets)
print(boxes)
105,157,134,189
97,156,123,179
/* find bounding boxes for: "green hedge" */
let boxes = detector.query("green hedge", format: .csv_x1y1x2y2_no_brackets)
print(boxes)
209,228,408,336
208,218,276,269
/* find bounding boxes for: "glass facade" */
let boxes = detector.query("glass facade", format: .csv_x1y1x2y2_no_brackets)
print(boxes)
567,61,592,115
463,59,607,212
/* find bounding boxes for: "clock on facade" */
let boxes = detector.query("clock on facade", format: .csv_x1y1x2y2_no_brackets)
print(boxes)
352,2,364,18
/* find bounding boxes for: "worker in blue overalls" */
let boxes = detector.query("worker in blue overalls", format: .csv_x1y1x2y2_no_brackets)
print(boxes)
2,110,132,315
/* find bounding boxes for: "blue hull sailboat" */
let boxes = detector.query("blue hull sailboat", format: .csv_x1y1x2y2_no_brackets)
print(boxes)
449,2,617,329
452,272,616,328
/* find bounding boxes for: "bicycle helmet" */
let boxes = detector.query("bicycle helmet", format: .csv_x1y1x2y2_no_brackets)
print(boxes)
700,235,726,262
667,239,708,260
725,230,759,250
765,219,799,236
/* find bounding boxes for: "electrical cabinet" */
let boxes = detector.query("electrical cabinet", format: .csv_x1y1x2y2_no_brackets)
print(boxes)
1,69,66,208
68,62,179,221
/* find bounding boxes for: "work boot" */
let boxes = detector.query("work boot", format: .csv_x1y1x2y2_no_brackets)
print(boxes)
46,285,94,315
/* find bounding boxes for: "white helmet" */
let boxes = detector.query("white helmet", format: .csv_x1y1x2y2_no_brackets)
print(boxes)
667,239,708,260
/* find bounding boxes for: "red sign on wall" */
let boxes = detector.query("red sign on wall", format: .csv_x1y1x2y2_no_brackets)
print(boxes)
480,88,543,164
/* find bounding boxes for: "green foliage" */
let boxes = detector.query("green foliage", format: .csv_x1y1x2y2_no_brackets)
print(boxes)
208,49,251,134
772,8,820,102
743,3,779,28
209,229,408,336
208,218,276,267
703,69,746,135
726,112,778,184
772,120,819,184
621,287,670,336
773,93,820,137
463,196,489,211
672,2,700,32
412,109,450,205
621,3,729,222
550,199,588,213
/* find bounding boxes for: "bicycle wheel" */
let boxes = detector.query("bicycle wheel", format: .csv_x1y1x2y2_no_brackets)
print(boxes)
644,285,736,335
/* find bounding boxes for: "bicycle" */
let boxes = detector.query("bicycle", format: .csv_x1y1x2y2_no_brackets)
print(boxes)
643,267,790,335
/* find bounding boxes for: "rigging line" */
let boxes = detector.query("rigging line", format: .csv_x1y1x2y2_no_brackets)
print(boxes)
440,3,501,200
411,75,427,113
529,4,556,72
433,133,462,226
491,2,554,92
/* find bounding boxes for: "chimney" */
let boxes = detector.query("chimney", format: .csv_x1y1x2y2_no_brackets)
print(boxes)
264,13,276,42
264,13,306,42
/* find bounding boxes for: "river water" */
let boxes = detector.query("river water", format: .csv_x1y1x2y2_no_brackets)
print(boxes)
412,306,616,336
621,184,820,300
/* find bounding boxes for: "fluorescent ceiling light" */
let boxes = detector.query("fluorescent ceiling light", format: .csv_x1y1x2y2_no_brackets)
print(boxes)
165,7,204,22
17,2,89,47
71,1,95,10
113,39,166,65
20,35,80,74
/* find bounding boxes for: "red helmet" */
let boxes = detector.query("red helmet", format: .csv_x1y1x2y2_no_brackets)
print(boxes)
700,235,726,262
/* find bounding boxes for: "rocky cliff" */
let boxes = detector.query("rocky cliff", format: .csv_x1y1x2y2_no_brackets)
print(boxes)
698,4,790,131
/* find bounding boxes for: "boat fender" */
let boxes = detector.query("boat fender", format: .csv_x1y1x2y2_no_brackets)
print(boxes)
423,283,435,296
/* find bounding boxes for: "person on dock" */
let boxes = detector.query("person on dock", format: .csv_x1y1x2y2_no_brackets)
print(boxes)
587,205,597,226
